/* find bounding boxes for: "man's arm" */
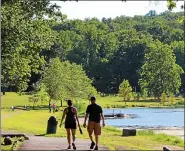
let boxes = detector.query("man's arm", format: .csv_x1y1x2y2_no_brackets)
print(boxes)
100,106,105,127
100,113,105,127
83,113,89,128
60,109,66,127
83,106,89,128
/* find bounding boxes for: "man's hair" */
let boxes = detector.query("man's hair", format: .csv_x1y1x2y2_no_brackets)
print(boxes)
67,100,73,106
90,96,96,101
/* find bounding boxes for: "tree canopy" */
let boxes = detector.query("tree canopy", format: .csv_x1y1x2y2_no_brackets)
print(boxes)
42,58,96,102
139,40,184,98
2,0,184,97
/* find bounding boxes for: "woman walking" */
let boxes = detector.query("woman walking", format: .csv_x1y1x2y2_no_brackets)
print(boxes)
59,100,80,150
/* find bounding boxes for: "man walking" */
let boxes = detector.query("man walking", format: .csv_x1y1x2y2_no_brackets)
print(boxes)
83,96,105,150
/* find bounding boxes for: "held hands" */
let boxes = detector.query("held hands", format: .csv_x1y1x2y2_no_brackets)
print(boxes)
102,122,105,127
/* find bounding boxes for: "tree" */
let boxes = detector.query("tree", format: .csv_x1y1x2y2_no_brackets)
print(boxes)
29,83,50,109
1,0,59,92
168,95,175,104
42,58,67,106
118,79,132,105
145,10,157,17
160,93,168,105
141,88,148,100
42,58,96,106
139,40,184,98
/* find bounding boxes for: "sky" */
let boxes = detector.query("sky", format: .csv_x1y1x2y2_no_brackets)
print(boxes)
51,1,184,20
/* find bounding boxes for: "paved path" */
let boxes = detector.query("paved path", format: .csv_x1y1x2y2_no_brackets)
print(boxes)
2,130,108,150
18,136,108,150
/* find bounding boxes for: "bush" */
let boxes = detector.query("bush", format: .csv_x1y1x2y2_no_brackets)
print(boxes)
74,101,86,113
160,93,167,104
178,95,184,102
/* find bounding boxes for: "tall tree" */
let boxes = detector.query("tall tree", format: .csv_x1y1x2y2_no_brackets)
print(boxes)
1,0,60,92
139,40,184,98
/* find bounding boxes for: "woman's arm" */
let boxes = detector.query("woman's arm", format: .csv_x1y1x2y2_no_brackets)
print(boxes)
74,108,80,127
59,108,66,127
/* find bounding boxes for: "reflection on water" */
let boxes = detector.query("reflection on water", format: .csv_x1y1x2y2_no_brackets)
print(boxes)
103,108,184,128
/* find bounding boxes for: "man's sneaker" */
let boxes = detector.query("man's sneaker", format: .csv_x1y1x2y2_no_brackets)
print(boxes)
94,146,98,150
67,145,71,149
72,143,76,150
90,141,95,149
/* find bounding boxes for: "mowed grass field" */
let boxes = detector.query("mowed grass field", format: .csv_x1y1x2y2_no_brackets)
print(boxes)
1,92,183,110
1,92,184,150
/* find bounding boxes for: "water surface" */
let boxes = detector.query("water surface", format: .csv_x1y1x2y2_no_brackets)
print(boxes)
103,108,184,128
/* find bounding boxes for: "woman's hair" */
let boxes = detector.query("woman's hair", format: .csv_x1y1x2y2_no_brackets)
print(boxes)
67,100,73,106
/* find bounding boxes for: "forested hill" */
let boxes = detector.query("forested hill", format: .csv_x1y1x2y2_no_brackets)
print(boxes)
41,11,184,94
2,1,184,95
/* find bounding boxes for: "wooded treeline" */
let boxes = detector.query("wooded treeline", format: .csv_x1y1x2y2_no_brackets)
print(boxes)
2,0,184,97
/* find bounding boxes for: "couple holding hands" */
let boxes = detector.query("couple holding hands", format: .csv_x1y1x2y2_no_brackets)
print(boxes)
59,96,105,150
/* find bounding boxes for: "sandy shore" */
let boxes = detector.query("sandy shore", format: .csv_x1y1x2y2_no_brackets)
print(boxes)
118,126,184,140
79,118,184,140
152,128,184,140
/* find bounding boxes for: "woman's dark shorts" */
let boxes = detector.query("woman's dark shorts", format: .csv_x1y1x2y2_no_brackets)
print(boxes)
65,121,77,129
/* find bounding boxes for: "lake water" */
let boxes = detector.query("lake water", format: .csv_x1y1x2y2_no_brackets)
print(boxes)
103,108,184,128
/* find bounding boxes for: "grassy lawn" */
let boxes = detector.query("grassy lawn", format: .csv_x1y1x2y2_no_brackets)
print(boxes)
1,92,184,150
1,109,184,150
1,92,183,111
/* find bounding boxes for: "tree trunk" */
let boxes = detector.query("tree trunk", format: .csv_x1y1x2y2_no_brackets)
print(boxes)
33,102,35,110
60,100,62,107
2,86,6,95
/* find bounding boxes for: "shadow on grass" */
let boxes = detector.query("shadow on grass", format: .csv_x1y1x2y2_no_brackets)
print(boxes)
34,134,47,136
1,144,7,146
114,99,160,103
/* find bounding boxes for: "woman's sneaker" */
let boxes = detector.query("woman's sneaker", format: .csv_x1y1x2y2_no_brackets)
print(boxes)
90,141,95,149
72,143,76,150
94,146,98,150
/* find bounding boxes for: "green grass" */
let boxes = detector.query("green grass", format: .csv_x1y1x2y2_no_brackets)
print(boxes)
1,92,183,111
1,92,64,110
1,92,31,108
1,92,184,150
1,110,184,150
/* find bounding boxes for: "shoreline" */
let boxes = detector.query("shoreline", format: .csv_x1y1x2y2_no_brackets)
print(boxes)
79,118,184,140
117,126,184,141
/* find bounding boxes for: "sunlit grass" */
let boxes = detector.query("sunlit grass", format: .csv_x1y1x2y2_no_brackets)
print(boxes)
1,93,183,112
1,110,184,150
1,92,184,150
